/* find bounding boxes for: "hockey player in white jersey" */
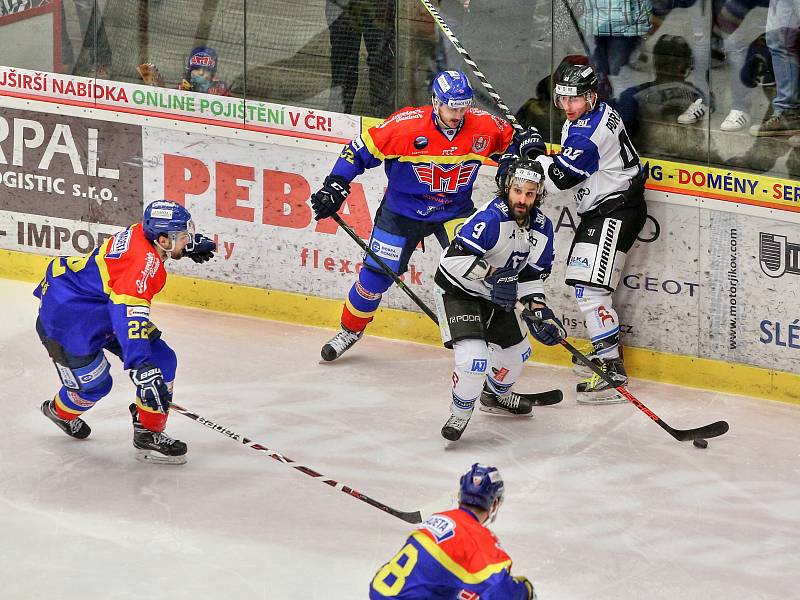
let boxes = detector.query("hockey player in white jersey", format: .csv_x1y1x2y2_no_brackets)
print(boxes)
510,63,647,403
434,158,566,441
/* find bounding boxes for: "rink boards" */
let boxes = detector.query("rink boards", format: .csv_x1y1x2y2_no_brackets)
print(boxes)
0,85,798,403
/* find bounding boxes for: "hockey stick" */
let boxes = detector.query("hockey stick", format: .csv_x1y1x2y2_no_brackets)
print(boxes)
331,213,439,324
171,403,423,524
519,308,729,441
558,0,592,57
417,0,523,133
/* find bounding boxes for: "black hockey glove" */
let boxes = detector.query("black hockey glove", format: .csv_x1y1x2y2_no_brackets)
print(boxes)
311,175,350,221
485,265,518,312
513,576,538,600
522,306,566,346
183,234,216,263
494,153,518,190
129,363,170,413
515,126,546,160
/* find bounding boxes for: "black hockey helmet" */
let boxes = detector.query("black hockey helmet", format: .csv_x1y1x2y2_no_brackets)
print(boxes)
504,157,546,206
553,63,598,108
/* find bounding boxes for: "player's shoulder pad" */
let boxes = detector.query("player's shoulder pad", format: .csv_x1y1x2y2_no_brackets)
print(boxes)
566,103,607,136
486,197,513,221
104,225,135,260
418,512,459,543
372,106,427,131
467,108,512,133
530,207,553,234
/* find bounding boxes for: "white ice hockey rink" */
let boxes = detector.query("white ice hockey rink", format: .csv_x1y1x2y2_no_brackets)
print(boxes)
1,278,797,599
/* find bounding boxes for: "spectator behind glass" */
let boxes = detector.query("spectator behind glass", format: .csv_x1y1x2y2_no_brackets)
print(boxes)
60,0,112,78
644,0,712,125
137,46,231,96
325,0,395,117
617,34,708,137
582,0,652,101
716,0,772,131
750,0,800,136
515,54,591,139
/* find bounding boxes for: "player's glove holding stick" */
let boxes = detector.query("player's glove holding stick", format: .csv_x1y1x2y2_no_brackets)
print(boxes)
514,126,546,160
521,306,566,346
311,175,351,221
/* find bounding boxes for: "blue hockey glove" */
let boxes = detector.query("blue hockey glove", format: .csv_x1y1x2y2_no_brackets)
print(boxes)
486,266,518,312
311,175,350,221
515,126,546,160
494,153,518,190
129,363,170,413
183,234,216,263
522,306,566,346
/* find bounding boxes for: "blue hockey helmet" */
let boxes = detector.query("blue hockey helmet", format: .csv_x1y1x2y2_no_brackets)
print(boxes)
142,200,194,247
186,46,219,77
458,463,505,521
432,70,474,109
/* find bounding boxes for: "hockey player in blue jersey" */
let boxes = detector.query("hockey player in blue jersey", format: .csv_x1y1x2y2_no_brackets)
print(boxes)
369,463,537,599
434,158,566,441
519,63,647,403
35,200,216,464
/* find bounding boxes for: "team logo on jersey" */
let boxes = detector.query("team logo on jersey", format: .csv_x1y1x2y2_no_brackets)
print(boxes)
471,135,489,153
412,162,477,193
413,136,428,149
106,229,132,259
421,515,456,543
136,252,161,294
574,118,591,128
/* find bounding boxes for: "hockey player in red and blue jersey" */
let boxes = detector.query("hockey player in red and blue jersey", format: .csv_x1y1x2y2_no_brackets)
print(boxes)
369,463,537,600
35,200,216,464
311,70,541,361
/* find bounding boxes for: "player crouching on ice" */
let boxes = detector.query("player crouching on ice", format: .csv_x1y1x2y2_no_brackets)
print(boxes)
35,200,216,465
434,158,566,442
370,463,538,599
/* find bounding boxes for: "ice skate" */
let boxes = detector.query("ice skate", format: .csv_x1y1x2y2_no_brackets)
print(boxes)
129,404,187,465
576,358,628,404
573,344,625,377
479,384,534,417
321,326,363,362
571,344,598,377
41,399,91,439
441,414,471,441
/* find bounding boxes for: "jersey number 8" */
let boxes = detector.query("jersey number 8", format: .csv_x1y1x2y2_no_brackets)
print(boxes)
371,543,419,595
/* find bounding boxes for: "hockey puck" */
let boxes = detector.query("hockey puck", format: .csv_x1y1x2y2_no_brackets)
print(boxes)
693,438,708,449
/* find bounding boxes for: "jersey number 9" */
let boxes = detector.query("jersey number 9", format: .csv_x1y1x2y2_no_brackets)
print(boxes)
371,543,419,595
